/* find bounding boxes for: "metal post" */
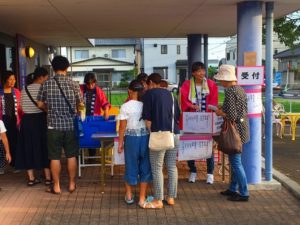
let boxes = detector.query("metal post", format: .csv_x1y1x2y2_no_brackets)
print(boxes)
265,2,274,181
187,34,202,78
204,34,208,76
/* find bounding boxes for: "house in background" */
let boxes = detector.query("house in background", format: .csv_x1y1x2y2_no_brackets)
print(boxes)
143,38,188,83
274,46,300,87
225,34,288,71
66,39,139,87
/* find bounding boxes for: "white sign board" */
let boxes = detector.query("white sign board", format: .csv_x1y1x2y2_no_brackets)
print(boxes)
113,138,125,165
246,91,262,115
178,135,213,161
183,112,212,134
237,66,264,86
212,113,223,134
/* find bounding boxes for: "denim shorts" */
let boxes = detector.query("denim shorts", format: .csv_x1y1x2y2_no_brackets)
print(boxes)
124,129,152,185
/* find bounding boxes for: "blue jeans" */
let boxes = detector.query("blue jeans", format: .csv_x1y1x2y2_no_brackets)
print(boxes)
187,156,214,174
124,134,152,185
228,153,249,197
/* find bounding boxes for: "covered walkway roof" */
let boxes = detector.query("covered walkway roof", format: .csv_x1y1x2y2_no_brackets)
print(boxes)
0,0,299,46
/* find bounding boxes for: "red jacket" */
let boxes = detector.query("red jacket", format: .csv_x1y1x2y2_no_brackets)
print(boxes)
80,85,111,116
180,79,218,129
180,79,218,112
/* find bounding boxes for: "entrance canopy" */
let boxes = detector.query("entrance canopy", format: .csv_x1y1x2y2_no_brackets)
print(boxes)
0,0,299,46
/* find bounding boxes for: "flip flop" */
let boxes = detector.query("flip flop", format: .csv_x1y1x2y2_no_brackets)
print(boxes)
46,184,61,195
163,195,175,206
124,194,135,205
27,178,41,187
139,201,163,209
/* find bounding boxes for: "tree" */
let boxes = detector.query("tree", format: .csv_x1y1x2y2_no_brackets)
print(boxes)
118,68,138,88
264,11,300,48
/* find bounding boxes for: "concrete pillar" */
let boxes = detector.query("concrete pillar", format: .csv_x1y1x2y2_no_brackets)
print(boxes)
265,2,274,181
187,34,202,78
237,1,263,184
203,34,208,76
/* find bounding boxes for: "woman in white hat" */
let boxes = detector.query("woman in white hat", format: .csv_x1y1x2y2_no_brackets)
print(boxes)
214,64,250,202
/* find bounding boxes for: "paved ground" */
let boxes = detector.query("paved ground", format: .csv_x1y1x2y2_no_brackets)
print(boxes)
1,155,300,225
263,126,300,185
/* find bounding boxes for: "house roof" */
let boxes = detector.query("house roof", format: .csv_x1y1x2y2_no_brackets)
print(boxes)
71,56,134,66
273,46,300,59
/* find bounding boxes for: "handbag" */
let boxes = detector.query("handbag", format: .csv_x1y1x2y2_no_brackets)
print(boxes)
53,77,84,137
218,118,242,154
148,94,175,151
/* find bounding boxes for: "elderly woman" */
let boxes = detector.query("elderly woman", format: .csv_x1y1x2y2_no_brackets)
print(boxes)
214,64,250,202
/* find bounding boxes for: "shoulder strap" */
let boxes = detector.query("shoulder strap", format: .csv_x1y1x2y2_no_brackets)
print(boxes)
171,93,174,133
53,77,75,115
25,86,38,107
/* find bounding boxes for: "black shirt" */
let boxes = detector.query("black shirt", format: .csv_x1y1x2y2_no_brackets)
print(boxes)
142,88,180,134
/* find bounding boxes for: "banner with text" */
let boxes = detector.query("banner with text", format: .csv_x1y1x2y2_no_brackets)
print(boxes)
178,135,213,161
183,112,212,133
237,66,264,86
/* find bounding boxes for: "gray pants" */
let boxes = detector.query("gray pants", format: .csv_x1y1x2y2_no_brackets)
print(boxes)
149,135,179,200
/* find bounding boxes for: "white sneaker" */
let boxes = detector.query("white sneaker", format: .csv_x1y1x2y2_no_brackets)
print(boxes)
206,174,214,184
188,172,197,183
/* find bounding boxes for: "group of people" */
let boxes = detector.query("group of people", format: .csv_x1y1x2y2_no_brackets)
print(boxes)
0,56,250,204
0,55,110,194
117,62,250,209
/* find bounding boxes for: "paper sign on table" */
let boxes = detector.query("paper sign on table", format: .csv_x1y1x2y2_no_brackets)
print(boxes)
212,113,223,134
182,112,212,133
178,135,213,161
113,138,125,165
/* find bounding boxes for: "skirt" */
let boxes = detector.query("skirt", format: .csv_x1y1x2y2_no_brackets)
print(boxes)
15,113,50,170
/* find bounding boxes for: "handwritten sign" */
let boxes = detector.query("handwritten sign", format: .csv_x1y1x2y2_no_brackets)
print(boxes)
245,90,262,116
237,66,264,86
183,112,212,133
178,135,213,161
113,138,125,165
212,113,223,134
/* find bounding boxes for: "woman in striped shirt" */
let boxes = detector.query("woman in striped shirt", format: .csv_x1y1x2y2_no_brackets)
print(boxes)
15,67,51,186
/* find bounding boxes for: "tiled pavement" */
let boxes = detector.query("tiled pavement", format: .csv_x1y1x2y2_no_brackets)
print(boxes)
1,160,300,225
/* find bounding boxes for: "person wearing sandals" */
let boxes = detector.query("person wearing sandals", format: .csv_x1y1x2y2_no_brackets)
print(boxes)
37,56,84,194
15,68,51,186
214,65,250,202
142,73,180,208
117,80,152,207
0,120,12,178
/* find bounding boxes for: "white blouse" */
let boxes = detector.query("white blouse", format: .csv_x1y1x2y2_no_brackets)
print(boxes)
117,100,146,130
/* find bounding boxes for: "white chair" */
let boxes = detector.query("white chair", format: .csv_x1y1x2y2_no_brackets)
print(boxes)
262,103,284,138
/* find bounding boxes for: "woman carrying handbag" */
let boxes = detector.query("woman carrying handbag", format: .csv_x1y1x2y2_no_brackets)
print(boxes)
214,65,250,202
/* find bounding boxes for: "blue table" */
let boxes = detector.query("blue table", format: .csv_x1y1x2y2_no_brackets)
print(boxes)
92,132,118,193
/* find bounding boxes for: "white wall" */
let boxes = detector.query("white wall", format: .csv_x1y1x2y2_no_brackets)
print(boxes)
143,38,187,83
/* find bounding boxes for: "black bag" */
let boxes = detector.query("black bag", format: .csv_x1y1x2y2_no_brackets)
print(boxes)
218,118,242,154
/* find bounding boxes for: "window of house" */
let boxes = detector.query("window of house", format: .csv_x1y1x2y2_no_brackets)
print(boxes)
75,50,89,60
112,49,126,58
161,45,168,54
96,73,111,87
153,67,168,79
233,52,235,60
177,45,180,54
226,52,230,61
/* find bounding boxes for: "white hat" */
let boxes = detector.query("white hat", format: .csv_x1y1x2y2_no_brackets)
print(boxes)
214,64,237,81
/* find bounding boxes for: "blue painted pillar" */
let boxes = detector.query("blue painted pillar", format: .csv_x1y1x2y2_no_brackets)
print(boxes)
265,2,274,181
187,34,202,78
237,1,263,184
204,34,208,76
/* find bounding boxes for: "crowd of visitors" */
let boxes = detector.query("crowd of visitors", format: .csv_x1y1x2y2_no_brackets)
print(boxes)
0,57,250,204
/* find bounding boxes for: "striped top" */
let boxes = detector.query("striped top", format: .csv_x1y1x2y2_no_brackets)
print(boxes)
21,83,43,114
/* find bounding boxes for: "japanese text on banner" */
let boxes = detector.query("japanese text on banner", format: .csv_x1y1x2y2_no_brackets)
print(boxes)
237,66,264,86
183,112,212,133
246,92,262,115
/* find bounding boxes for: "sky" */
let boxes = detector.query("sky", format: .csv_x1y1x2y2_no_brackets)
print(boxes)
208,37,231,60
